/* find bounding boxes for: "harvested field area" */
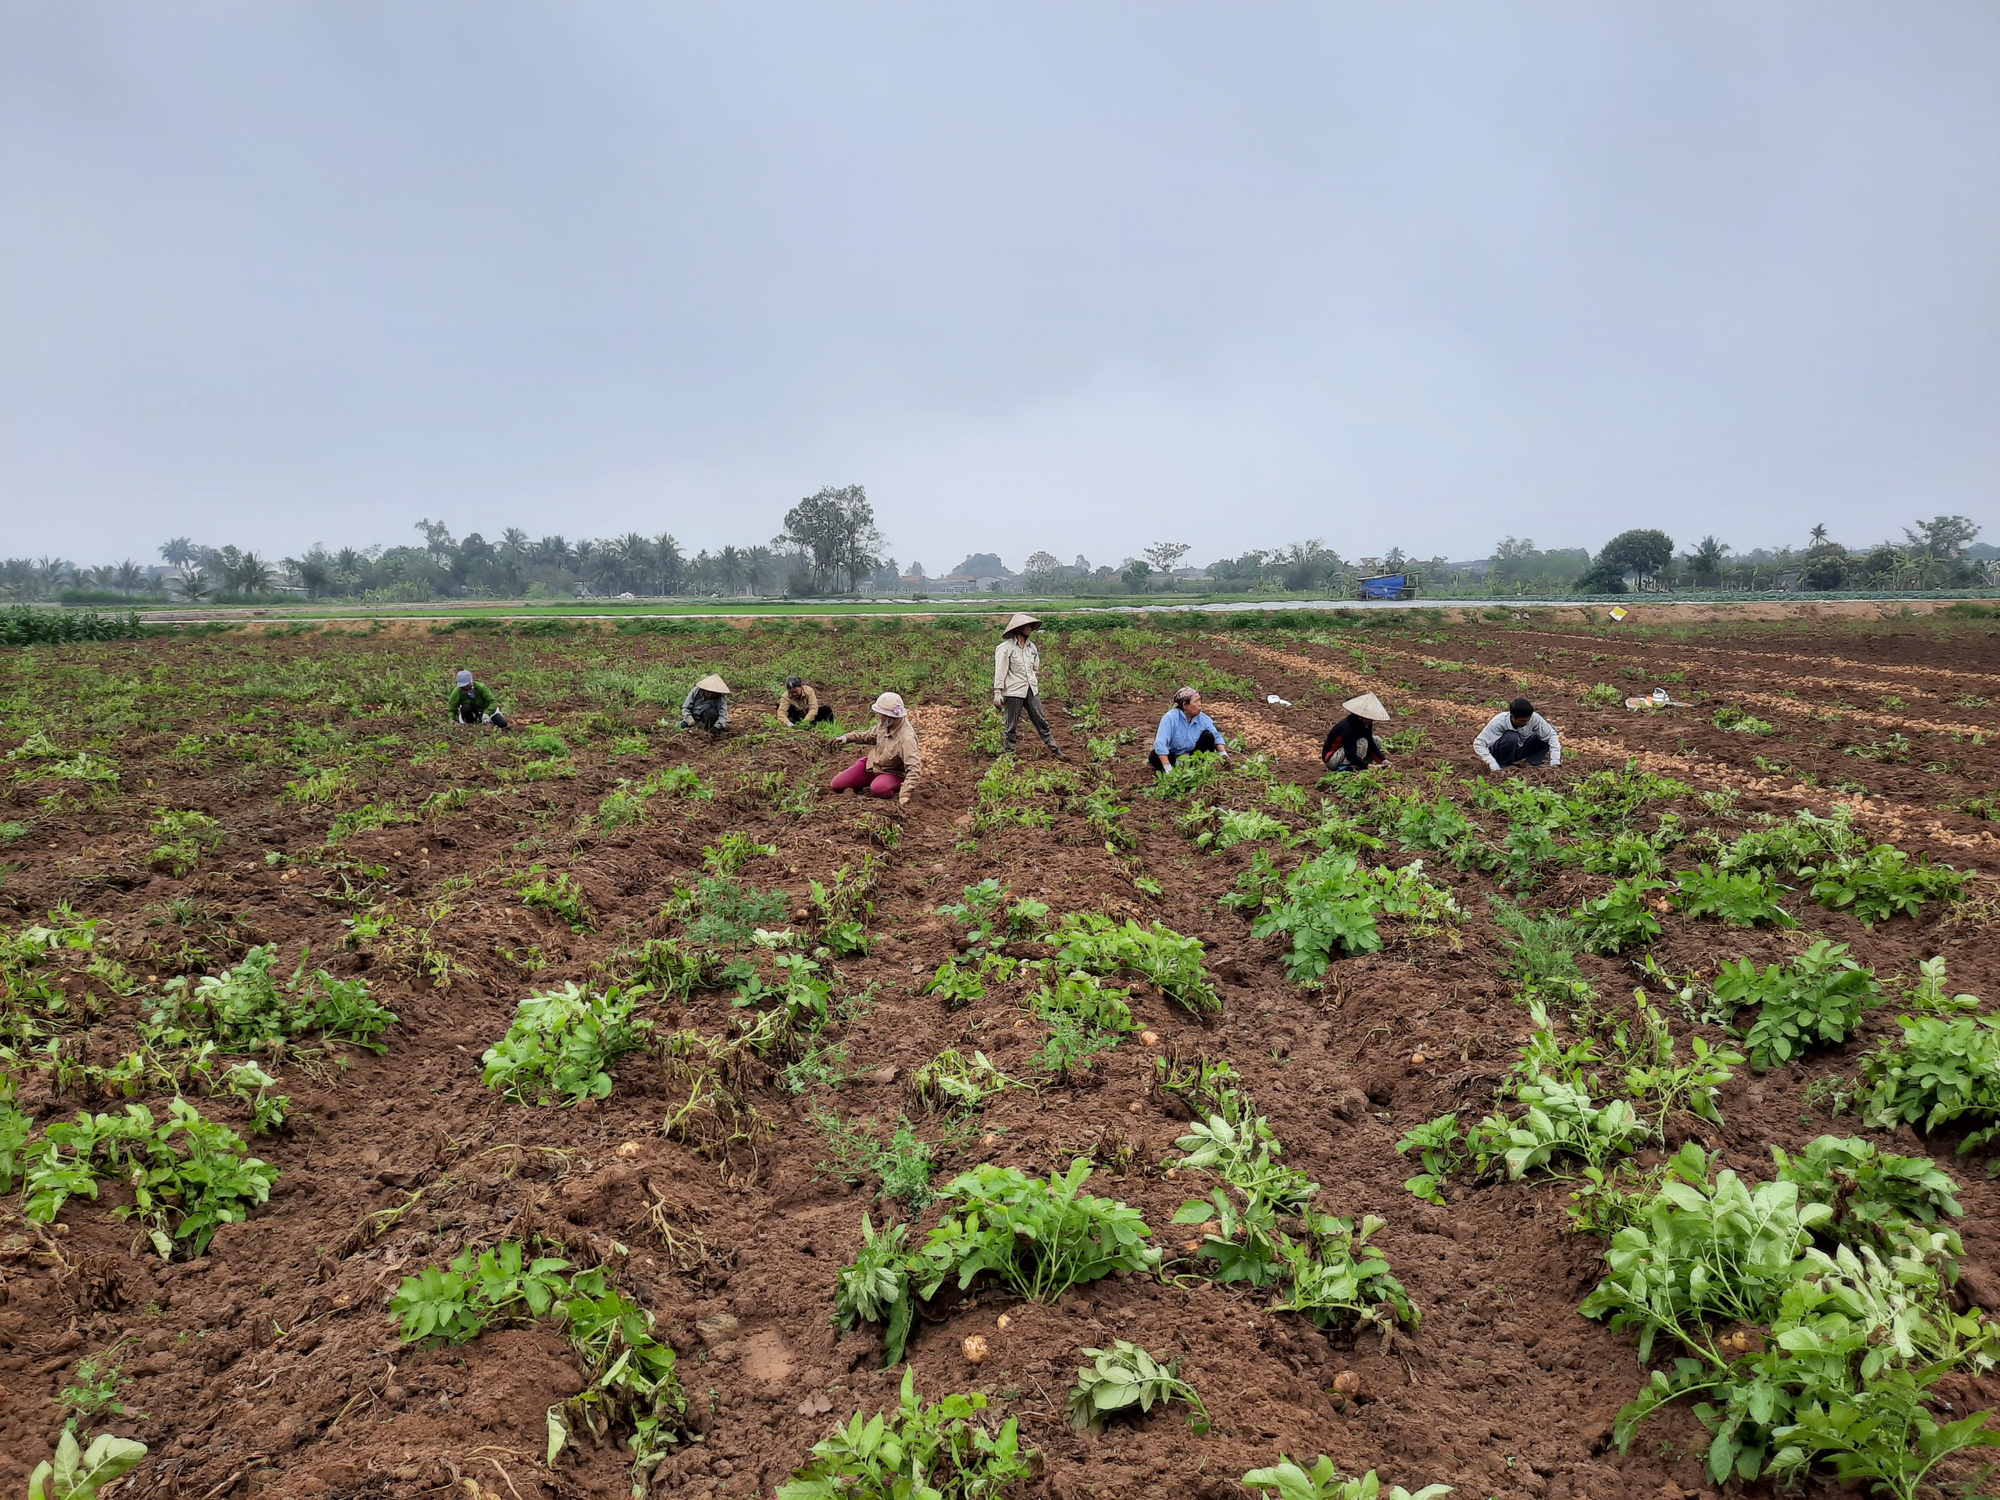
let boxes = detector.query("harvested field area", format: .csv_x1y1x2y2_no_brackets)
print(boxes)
3,607,1999,1500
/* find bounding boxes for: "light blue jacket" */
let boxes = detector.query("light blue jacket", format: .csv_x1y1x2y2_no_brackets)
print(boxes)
1153,708,1224,758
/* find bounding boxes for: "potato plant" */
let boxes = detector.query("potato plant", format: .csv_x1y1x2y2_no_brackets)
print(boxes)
481,982,652,1105
832,1160,1159,1360
1249,851,1458,977
1580,1141,2000,1495
150,944,396,1053
1713,940,1882,1070
1066,1340,1205,1432
391,1241,684,1492
1046,912,1218,1013
775,1369,1033,1500
22,1098,278,1257
1240,1457,1449,1500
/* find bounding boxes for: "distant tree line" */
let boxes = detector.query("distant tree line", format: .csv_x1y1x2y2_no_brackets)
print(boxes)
0,485,894,603
0,503,1987,604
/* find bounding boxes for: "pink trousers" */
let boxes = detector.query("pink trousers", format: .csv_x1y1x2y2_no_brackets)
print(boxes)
829,757,902,799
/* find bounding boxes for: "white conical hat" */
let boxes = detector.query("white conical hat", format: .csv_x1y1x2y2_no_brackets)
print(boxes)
696,674,730,694
1002,612,1042,634
1342,693,1390,721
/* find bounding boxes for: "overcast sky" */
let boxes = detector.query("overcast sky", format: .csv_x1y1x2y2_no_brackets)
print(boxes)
2,3,1996,572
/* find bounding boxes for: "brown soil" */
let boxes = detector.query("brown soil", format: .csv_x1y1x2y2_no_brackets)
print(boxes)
2,612,1998,1500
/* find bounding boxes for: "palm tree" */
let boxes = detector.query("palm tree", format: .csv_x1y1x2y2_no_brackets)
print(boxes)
177,570,213,602
652,532,683,594
290,550,333,599
159,537,197,568
743,545,778,596
115,560,145,595
1809,523,1829,549
534,535,571,568
608,533,649,593
1690,536,1729,586
228,552,273,596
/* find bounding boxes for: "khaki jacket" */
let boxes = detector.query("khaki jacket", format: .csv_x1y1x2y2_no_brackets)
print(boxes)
838,718,923,801
779,684,819,722
993,637,1040,700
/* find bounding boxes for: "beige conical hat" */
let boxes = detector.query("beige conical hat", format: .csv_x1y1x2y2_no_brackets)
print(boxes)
696,674,731,694
1002,612,1042,634
1342,693,1390,721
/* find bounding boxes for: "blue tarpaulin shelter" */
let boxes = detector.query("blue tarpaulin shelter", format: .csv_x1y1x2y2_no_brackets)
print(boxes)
1357,572,1417,600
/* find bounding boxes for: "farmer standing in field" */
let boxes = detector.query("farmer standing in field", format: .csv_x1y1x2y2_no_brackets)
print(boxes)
679,674,732,734
448,669,510,729
1149,686,1227,772
1474,697,1562,773
1320,693,1390,773
778,676,835,726
992,612,1066,758
828,691,921,806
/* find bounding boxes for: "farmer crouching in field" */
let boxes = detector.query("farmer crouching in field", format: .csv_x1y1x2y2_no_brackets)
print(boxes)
993,613,1066,759
1320,693,1390,774
679,675,732,735
1475,697,1562,774
1149,686,1226,773
828,692,921,806
448,669,510,729
779,676,835,726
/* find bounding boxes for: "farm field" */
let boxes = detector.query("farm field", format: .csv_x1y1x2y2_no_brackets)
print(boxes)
3,607,1999,1500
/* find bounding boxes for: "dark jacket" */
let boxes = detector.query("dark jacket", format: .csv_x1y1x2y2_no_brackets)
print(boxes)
1320,713,1386,769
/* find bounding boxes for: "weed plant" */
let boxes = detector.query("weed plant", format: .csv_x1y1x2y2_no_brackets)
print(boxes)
816,1113,938,1209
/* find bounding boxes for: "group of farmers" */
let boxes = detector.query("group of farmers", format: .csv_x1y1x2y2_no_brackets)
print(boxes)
446,611,1562,812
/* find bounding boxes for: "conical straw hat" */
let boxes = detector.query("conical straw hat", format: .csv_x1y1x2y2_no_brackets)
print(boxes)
696,674,731,694
1342,693,1390,721
1002,612,1042,634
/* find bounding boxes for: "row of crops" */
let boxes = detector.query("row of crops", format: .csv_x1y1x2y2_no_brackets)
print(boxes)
1,620,1996,1499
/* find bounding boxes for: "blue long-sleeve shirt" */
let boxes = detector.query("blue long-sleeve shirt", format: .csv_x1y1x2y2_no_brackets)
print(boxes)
1153,708,1224,758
